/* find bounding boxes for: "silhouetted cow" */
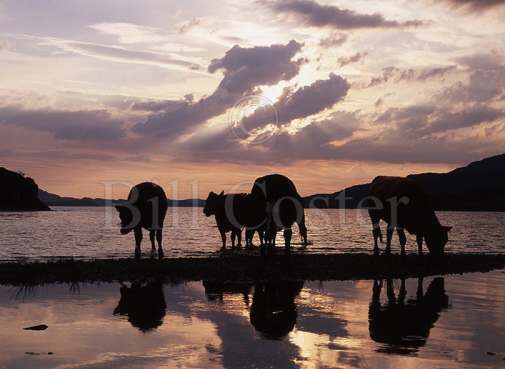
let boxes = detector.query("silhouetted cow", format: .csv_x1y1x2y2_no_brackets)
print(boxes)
368,277,449,354
203,191,265,250
115,182,168,260
368,176,451,256
250,174,308,255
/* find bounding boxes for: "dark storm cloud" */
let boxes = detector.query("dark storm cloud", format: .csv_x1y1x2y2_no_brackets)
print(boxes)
369,65,457,86
0,105,127,141
131,40,303,138
263,0,424,29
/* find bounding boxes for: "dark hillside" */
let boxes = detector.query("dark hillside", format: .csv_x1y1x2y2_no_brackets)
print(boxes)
0,168,50,211
304,153,505,211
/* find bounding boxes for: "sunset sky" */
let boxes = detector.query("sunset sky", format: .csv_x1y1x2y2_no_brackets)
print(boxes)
1,0,505,200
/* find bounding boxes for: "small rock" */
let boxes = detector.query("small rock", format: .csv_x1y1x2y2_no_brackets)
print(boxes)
486,351,497,356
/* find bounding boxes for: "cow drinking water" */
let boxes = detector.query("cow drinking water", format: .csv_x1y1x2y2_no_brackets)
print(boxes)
368,176,451,256
115,182,168,260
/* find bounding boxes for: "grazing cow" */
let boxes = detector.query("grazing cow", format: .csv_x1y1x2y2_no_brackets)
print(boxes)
250,174,308,255
368,176,451,256
204,191,264,250
115,182,168,260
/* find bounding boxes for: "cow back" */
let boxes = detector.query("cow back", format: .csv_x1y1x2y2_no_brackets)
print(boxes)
369,176,439,235
127,182,168,229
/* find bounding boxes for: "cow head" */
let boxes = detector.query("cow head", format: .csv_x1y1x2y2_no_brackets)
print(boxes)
203,191,224,217
425,226,452,257
115,205,134,234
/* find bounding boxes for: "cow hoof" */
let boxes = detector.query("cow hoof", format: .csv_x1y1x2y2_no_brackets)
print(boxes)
135,248,141,260
158,249,164,259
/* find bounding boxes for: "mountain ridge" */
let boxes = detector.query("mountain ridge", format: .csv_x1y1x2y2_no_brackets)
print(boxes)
11,152,504,211
303,153,505,211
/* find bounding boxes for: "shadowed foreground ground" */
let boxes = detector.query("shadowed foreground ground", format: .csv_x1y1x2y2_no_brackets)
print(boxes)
1,253,505,286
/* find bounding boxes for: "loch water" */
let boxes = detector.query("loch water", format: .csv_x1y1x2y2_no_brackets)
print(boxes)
0,207,504,260
1,207,505,368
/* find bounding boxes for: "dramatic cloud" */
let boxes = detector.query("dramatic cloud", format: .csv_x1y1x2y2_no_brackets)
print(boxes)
436,0,505,12
369,66,457,86
377,104,504,139
0,105,127,142
264,0,423,29
208,40,303,94
132,40,303,137
337,52,368,67
435,69,505,104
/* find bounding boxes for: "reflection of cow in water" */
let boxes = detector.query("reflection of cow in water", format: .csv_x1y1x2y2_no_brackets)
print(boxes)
203,192,265,250
115,182,168,260
368,277,449,355
113,281,167,332
202,280,304,340
368,176,451,256
250,281,304,340
250,174,308,255
203,281,253,305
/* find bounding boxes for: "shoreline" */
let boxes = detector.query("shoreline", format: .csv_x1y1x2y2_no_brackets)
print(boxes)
1,253,504,285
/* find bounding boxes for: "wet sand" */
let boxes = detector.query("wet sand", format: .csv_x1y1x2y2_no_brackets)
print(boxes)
1,253,505,285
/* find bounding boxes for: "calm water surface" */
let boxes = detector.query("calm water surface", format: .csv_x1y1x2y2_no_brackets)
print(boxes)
1,207,505,368
1,271,505,369
0,207,504,260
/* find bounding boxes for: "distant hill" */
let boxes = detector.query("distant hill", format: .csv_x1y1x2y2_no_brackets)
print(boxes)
0,168,50,211
304,153,505,211
24,152,505,211
37,189,206,207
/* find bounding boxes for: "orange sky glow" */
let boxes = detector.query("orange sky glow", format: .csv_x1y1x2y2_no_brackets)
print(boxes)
1,0,504,199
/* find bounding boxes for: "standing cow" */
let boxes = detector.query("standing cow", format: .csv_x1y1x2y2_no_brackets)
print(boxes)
368,176,451,256
204,191,266,250
250,174,308,255
115,182,168,260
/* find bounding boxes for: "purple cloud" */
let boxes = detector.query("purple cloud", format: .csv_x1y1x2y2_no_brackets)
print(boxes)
0,105,127,142
436,0,505,12
264,0,424,29
131,40,303,137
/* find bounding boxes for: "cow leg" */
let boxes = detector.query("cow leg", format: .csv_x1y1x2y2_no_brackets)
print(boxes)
236,229,242,248
385,227,394,255
134,227,143,260
220,230,227,250
298,218,308,247
416,234,424,256
397,228,407,256
372,223,382,256
149,230,156,251
231,231,237,250
156,229,163,259
284,229,292,256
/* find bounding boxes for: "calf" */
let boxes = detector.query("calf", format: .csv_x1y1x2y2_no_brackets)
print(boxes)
115,182,168,259
204,191,265,250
